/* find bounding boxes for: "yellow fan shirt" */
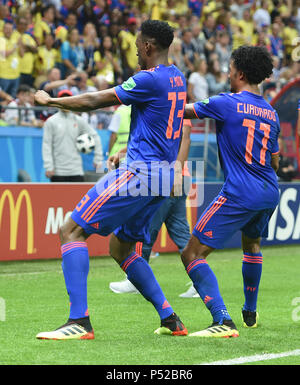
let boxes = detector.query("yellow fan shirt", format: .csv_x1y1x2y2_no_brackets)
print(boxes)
119,30,138,70
12,30,37,75
36,46,58,73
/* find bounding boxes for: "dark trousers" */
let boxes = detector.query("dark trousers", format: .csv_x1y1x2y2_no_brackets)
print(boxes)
50,175,85,182
0,77,20,98
20,73,34,87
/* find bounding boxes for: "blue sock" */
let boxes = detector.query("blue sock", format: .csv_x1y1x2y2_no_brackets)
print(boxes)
61,242,90,320
121,252,174,320
242,252,262,312
186,259,231,324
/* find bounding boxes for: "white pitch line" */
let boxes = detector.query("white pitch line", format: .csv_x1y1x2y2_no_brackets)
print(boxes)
200,349,300,365
0,270,61,277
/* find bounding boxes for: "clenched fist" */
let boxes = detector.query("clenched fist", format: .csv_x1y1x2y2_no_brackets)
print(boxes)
35,90,51,106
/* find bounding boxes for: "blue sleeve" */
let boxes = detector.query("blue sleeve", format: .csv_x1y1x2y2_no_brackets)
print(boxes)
271,113,280,154
271,135,279,155
114,71,156,105
193,94,227,121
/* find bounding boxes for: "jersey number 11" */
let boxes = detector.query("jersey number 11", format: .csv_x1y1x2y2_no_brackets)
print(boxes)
243,118,271,166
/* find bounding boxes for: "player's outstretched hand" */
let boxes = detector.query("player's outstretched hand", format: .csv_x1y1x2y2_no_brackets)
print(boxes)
107,154,119,171
35,90,51,106
107,148,127,171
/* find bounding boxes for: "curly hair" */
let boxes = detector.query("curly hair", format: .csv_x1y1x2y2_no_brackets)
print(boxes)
231,46,273,85
141,20,174,50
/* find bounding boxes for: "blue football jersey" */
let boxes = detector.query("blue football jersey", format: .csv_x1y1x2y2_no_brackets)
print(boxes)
114,65,187,187
193,91,280,210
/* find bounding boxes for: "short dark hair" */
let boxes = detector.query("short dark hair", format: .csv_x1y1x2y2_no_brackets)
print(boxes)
141,20,174,50
17,84,31,94
231,45,273,85
182,28,192,36
67,11,78,19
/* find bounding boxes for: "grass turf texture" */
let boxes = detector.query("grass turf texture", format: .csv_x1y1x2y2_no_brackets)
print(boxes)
0,245,300,365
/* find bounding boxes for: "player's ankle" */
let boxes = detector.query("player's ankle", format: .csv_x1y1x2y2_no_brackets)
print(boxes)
212,310,231,324
68,316,93,331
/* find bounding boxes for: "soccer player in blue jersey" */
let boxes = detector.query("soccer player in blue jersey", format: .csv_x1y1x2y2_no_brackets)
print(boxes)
183,46,280,337
34,20,188,340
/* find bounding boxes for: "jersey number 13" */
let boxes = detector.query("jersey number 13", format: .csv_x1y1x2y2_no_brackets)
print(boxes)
166,91,186,140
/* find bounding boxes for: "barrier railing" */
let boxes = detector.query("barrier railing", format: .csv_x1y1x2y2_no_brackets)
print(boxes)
0,106,222,181
0,105,113,125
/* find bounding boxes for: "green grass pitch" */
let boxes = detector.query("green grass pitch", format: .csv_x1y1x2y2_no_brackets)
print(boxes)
0,245,300,365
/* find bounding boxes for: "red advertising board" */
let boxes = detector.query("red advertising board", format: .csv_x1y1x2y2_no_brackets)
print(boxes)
0,184,198,261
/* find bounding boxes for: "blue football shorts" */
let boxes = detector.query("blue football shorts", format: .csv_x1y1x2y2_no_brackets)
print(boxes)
192,193,276,249
71,167,166,243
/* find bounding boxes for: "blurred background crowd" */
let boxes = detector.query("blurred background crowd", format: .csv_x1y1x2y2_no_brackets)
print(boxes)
0,0,299,130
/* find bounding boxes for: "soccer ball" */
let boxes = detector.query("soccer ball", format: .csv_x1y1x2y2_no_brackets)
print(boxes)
76,133,95,154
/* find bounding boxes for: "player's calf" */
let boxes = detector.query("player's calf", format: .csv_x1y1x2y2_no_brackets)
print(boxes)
110,235,186,332
241,234,262,317
181,236,237,328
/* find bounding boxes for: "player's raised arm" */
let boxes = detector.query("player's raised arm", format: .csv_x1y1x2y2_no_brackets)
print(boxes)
34,88,121,112
176,119,192,167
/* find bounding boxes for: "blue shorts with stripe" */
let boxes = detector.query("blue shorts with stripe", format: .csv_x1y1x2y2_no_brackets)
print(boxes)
192,193,276,249
71,167,166,243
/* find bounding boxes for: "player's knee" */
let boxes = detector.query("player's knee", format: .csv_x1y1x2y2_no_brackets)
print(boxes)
108,243,116,259
181,248,190,266
59,224,71,244
242,234,261,254
181,236,213,267
109,236,119,260
243,244,261,255
59,218,87,245
109,246,125,265
181,244,197,267
109,234,134,265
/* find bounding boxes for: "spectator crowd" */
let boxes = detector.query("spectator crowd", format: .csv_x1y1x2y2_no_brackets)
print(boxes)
0,0,299,130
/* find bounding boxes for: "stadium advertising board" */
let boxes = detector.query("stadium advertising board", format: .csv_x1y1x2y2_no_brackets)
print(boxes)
0,183,198,261
0,183,299,261
197,183,300,248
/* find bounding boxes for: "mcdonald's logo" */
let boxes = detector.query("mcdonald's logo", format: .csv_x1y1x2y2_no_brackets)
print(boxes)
0,189,34,254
